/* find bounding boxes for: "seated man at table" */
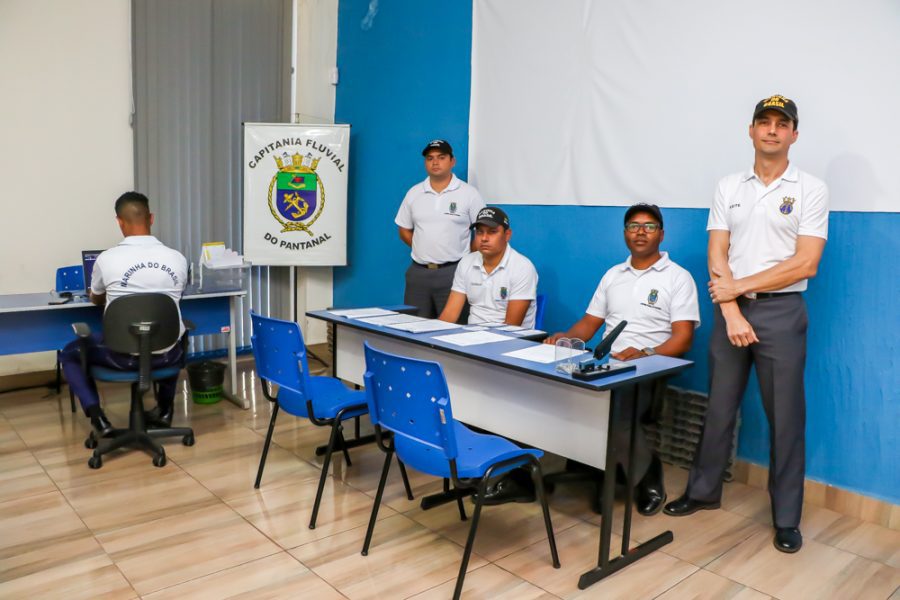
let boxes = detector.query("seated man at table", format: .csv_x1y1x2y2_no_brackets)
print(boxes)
545,203,699,515
60,191,188,437
438,206,542,505
438,206,538,327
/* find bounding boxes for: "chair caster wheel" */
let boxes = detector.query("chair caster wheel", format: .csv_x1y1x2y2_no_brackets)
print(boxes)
85,435,98,449
88,455,102,469
182,434,195,446
152,453,167,467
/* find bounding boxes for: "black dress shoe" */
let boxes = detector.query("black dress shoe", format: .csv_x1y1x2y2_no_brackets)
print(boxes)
145,405,174,426
474,475,536,506
663,494,720,516
90,412,115,438
635,455,666,516
773,527,802,553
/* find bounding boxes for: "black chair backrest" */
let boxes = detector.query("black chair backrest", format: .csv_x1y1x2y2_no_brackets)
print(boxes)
102,293,180,355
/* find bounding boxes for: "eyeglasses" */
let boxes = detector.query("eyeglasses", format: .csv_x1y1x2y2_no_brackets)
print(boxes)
625,222,661,233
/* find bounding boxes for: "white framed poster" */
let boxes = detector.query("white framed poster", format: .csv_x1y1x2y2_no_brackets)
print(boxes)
243,123,349,265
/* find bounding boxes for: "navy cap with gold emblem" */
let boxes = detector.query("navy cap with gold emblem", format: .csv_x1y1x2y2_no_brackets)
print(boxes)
753,94,799,127
472,206,510,230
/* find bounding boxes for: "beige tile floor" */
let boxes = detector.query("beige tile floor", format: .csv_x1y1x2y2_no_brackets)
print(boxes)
0,359,897,599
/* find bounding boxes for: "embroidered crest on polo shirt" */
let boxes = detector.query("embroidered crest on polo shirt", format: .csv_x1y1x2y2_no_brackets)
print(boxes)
779,197,795,215
647,289,659,305
449,201,458,214
500,286,508,300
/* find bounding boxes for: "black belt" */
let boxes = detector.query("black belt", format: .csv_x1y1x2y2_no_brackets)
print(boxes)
742,292,801,300
412,260,459,270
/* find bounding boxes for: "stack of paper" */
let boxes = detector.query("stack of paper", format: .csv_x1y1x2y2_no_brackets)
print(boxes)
357,314,423,326
328,307,397,319
386,319,463,334
201,242,244,268
502,344,589,364
432,331,513,346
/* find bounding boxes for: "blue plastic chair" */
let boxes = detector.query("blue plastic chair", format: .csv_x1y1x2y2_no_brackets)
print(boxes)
56,265,86,411
360,342,560,600
250,312,413,529
534,293,547,330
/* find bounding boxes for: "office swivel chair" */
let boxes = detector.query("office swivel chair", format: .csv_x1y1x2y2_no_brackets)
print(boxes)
73,293,195,469
250,312,414,530
55,264,84,411
360,342,560,600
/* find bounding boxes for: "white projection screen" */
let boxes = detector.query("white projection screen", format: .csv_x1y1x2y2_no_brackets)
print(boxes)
469,0,900,212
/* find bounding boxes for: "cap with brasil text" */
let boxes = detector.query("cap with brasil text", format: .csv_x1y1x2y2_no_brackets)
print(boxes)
753,94,798,126
421,139,453,156
472,206,510,229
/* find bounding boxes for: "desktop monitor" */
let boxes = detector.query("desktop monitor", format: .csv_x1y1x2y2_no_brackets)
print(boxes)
81,250,103,294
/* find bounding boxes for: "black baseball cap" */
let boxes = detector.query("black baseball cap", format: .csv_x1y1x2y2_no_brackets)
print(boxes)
623,203,664,229
421,139,453,156
753,94,799,127
472,206,510,230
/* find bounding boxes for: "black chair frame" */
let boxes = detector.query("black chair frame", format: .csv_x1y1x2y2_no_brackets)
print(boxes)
74,298,195,469
361,423,560,600
253,379,415,530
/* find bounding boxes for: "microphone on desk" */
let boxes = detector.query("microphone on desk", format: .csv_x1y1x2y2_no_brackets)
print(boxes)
571,320,636,381
593,320,628,360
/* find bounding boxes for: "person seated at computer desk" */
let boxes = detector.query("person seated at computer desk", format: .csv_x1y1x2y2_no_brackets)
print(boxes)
544,203,700,515
60,191,188,437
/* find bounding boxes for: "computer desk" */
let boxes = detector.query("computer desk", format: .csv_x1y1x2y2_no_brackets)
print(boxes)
307,308,693,590
0,284,249,409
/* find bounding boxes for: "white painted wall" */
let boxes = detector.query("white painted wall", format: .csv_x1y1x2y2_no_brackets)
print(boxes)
0,0,133,375
293,0,338,344
0,0,338,372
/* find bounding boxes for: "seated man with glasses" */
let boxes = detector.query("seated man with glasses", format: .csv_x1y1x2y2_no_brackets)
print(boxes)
545,203,700,515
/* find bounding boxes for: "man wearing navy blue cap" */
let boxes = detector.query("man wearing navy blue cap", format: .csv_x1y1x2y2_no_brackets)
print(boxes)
395,139,485,317
665,95,829,554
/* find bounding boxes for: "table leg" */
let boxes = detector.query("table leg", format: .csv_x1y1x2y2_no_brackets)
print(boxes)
578,382,673,589
221,295,248,409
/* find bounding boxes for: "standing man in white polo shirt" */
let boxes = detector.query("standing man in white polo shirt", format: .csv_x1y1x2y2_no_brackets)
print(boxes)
546,203,700,515
438,206,538,328
665,95,829,554
396,139,485,318
60,192,188,437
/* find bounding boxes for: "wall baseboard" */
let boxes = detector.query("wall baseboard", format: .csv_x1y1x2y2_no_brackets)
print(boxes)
732,460,899,531
0,369,56,394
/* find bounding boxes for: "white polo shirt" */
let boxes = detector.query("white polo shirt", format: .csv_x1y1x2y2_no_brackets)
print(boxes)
395,174,485,264
586,252,699,354
707,164,829,293
92,235,188,346
451,245,538,328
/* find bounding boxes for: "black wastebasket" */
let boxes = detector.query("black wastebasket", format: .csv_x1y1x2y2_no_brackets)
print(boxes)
186,361,227,404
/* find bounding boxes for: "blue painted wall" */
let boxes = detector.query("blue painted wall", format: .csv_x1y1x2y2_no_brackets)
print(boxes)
334,1,899,503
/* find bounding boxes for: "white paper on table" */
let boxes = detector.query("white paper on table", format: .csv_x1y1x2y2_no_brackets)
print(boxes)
507,328,546,337
328,307,397,318
432,331,513,346
386,319,463,333
462,326,487,331
477,322,507,328
497,325,524,331
357,314,424,326
502,344,590,364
